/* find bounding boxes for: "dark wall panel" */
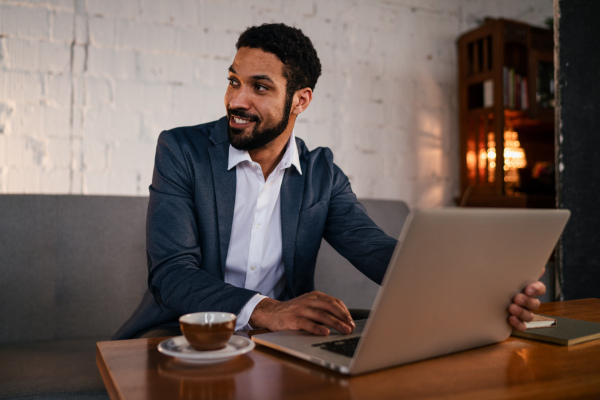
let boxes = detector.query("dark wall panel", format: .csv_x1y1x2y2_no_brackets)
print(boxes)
556,0,600,299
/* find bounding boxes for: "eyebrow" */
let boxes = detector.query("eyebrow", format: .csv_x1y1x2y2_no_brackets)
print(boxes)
228,66,275,84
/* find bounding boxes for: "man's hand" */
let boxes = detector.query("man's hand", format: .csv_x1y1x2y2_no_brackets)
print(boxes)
508,280,546,332
249,291,355,336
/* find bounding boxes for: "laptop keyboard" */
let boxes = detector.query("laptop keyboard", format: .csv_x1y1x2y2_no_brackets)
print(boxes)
312,336,361,358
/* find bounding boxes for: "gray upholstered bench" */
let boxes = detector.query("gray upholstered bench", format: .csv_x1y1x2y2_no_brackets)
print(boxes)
0,195,148,400
0,194,408,399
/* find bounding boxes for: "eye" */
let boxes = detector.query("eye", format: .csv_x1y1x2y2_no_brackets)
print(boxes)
228,78,240,87
254,84,268,92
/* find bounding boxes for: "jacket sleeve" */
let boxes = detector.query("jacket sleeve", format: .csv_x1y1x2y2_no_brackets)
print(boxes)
322,156,398,285
145,130,258,316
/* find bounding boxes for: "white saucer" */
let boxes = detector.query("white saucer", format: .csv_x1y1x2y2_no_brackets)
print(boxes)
158,335,255,364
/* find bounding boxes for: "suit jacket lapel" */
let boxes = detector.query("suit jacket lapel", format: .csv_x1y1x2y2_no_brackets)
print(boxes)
208,118,236,277
280,142,306,298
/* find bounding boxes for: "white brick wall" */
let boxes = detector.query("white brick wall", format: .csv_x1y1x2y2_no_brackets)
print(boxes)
0,0,553,207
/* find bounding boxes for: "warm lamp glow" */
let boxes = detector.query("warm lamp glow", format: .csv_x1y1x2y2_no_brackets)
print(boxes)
469,129,527,189
487,132,496,182
504,129,527,169
466,128,527,190
503,129,527,190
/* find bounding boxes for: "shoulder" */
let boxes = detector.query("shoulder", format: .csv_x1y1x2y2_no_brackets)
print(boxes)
158,119,222,148
294,137,351,193
294,136,334,168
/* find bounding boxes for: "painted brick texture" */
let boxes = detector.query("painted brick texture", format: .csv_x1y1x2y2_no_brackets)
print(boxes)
0,0,552,206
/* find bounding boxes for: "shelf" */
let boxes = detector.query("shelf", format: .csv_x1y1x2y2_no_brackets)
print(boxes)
457,18,555,208
464,72,495,85
504,109,554,130
464,107,495,116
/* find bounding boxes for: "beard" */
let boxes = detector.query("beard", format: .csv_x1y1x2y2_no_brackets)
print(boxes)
227,93,293,151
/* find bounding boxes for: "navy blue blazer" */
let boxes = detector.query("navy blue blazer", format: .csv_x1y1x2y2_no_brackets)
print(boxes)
114,117,397,339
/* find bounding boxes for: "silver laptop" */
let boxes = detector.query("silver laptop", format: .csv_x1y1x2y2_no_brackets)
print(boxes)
252,208,570,375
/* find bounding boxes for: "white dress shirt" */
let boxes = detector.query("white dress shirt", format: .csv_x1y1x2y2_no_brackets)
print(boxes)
225,132,302,330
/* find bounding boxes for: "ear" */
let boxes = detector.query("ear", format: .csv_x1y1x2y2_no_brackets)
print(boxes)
291,88,313,115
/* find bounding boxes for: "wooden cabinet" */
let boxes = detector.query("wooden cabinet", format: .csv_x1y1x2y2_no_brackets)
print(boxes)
457,18,555,208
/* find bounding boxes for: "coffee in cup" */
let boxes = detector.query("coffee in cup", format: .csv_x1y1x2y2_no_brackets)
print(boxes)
179,312,236,351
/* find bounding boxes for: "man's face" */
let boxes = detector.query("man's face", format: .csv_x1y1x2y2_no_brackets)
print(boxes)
224,47,293,151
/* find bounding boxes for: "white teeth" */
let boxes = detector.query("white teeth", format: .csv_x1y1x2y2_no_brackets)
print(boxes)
234,117,249,124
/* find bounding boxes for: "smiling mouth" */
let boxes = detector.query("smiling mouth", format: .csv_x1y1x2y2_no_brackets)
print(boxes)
232,116,252,125
228,110,259,128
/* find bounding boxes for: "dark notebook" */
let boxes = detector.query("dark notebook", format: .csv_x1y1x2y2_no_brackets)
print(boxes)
512,315,600,345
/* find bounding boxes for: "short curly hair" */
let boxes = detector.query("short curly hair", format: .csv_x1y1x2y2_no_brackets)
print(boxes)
236,23,322,96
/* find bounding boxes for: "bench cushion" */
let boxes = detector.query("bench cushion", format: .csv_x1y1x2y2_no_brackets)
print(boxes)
0,338,108,399
0,195,148,344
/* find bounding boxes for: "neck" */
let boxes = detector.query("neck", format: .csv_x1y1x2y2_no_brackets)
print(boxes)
249,127,293,180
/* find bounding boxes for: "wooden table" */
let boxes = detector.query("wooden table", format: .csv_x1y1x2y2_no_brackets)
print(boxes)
97,299,600,399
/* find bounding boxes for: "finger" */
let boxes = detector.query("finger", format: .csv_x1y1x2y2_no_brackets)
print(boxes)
524,281,546,297
295,318,330,336
513,292,542,313
287,292,354,334
509,302,534,322
303,306,353,334
307,292,354,328
509,315,527,332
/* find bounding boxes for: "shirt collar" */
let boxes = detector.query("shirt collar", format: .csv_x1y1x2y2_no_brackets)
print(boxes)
227,131,302,175
227,142,251,170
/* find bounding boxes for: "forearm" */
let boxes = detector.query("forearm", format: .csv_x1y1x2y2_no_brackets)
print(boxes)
323,165,397,285
236,294,268,330
148,260,259,316
248,297,280,330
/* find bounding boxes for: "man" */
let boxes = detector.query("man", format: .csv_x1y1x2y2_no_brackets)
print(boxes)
114,23,542,340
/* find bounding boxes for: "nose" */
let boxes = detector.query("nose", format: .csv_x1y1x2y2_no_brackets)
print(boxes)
226,86,251,110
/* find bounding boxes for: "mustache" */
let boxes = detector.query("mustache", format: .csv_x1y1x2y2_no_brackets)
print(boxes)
228,108,259,122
